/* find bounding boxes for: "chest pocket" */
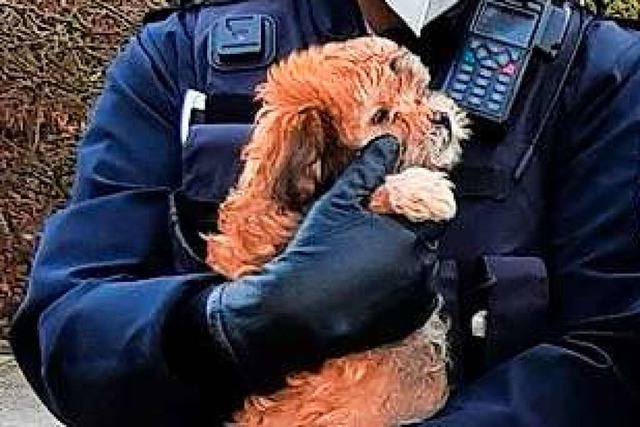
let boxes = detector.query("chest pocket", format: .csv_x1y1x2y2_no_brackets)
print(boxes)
170,124,251,274
182,123,251,203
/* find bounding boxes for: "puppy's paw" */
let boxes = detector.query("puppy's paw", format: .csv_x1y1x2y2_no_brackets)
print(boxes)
373,167,456,222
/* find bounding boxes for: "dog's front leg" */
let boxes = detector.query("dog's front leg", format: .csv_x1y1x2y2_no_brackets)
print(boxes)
368,167,456,223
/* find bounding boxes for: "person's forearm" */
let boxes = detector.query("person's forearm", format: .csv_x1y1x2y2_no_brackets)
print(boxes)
11,190,246,425
419,330,640,427
9,14,237,424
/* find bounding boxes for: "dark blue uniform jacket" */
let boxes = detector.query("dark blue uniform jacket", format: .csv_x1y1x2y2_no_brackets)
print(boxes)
10,1,640,425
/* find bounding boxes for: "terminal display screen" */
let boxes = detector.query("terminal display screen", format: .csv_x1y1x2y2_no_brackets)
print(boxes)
475,3,537,48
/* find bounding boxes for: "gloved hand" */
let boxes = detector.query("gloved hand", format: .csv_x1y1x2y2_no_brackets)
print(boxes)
205,135,447,390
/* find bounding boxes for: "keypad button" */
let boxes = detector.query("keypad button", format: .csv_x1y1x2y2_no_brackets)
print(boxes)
476,46,490,59
457,73,472,83
469,96,482,106
451,92,464,101
452,82,468,92
470,39,482,49
462,49,476,65
509,48,522,61
496,53,511,67
479,68,493,78
497,74,511,84
494,83,508,93
487,43,501,54
480,59,498,69
475,77,490,87
471,87,486,97
488,101,502,111
501,62,518,76
490,93,505,102
460,64,474,74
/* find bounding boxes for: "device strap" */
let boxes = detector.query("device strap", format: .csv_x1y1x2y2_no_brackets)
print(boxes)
513,2,592,180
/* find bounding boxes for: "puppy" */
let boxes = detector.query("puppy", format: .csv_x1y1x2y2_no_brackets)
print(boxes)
205,36,470,427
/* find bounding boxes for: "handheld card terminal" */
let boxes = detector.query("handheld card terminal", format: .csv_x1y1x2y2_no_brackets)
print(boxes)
443,0,570,123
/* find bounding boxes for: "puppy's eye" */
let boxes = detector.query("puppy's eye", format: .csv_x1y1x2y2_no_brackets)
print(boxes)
432,111,452,134
371,108,390,125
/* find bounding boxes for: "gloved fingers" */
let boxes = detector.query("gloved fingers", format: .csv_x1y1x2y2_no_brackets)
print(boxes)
319,135,400,209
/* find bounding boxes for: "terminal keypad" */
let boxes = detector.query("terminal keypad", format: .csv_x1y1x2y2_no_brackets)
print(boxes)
446,36,526,119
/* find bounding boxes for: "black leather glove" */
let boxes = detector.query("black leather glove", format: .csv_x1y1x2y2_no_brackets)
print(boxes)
204,136,446,390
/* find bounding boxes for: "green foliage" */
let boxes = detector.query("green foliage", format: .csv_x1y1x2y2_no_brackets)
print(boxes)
0,0,169,339
587,0,640,17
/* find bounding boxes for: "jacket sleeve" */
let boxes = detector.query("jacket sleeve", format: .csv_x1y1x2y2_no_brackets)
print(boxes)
10,14,245,426
421,20,640,427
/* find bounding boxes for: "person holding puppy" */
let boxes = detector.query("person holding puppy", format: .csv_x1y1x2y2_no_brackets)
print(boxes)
10,0,640,426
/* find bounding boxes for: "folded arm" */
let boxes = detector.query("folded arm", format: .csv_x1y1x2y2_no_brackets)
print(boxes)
10,16,246,426
421,20,640,427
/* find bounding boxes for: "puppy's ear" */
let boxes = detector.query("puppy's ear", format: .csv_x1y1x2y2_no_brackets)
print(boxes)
246,107,343,210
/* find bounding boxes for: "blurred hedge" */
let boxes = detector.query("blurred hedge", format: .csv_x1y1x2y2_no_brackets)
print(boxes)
0,0,168,345
0,0,639,344
605,0,640,18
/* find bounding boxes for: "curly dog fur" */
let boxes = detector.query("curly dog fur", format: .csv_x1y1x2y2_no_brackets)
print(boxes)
205,36,470,426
